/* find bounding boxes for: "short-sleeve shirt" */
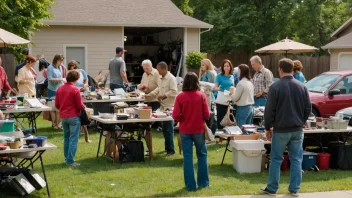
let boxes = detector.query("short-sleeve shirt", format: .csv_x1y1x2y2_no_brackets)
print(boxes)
47,64,63,91
109,55,126,86
200,71,216,83
75,69,88,89
215,74,234,92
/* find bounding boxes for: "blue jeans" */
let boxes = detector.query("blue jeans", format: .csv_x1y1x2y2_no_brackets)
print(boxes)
62,117,81,165
110,83,125,91
254,97,266,106
235,105,254,128
47,89,56,100
180,133,209,191
162,120,175,154
268,131,304,193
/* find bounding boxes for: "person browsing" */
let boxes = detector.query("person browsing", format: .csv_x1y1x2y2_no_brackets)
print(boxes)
108,47,129,91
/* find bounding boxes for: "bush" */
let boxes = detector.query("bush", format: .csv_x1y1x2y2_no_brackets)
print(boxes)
186,51,207,70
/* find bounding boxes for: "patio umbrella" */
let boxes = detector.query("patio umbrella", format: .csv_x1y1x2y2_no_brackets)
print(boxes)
0,28,30,47
255,38,318,56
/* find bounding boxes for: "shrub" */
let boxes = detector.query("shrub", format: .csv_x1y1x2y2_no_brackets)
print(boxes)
185,51,207,70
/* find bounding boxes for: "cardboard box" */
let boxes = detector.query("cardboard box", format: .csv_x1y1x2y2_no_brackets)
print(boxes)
230,132,261,140
139,109,152,119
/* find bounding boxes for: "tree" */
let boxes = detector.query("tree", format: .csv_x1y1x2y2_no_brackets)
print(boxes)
0,0,54,59
171,0,193,16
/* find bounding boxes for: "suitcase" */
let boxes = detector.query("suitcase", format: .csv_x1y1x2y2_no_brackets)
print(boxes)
22,171,46,190
10,173,36,196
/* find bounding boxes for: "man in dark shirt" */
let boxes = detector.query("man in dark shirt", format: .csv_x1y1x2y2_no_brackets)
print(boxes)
261,58,311,197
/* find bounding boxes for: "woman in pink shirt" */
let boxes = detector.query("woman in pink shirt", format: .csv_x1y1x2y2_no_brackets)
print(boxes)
172,72,210,191
55,70,85,167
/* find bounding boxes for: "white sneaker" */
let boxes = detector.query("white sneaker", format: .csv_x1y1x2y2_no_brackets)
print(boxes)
67,162,80,167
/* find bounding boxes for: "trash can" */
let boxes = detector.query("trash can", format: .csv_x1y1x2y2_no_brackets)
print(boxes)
230,140,265,173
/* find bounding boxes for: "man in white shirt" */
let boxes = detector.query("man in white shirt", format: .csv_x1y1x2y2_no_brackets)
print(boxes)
146,62,177,155
138,59,160,111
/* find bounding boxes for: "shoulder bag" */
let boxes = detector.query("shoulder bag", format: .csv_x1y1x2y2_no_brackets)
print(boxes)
201,94,215,141
80,109,90,126
220,103,237,127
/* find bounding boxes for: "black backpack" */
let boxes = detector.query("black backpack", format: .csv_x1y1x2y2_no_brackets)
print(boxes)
119,141,144,163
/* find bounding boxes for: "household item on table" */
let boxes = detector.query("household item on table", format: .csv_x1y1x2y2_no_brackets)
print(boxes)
24,98,45,108
10,173,36,196
306,120,317,129
302,151,317,170
0,120,16,132
8,139,23,149
102,95,109,100
230,140,265,173
139,109,152,119
242,125,257,134
317,153,331,170
25,136,47,147
98,113,113,119
136,103,147,107
224,126,243,135
114,102,128,108
116,114,129,120
114,88,125,96
152,112,167,118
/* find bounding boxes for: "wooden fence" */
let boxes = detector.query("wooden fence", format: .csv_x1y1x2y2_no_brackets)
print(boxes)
207,54,331,80
0,48,15,88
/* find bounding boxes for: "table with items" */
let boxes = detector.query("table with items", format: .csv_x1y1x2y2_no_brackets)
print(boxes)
0,132,56,197
91,107,173,164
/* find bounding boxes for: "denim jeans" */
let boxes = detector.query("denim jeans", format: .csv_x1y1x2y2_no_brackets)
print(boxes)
236,105,254,128
110,83,125,91
180,133,209,191
254,97,267,106
62,117,81,165
267,131,304,193
162,120,175,154
47,89,56,100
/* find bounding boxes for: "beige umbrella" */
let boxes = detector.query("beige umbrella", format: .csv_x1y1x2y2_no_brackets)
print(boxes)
255,38,318,56
0,28,30,47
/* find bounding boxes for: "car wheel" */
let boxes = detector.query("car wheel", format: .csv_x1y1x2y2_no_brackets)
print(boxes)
312,109,319,117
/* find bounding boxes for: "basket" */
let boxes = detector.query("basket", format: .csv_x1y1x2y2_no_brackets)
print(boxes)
8,141,22,149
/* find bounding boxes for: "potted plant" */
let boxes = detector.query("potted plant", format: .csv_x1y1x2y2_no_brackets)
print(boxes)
186,51,207,73
7,137,22,149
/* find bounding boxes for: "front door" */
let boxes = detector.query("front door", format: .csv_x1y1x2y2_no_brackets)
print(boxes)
66,46,86,71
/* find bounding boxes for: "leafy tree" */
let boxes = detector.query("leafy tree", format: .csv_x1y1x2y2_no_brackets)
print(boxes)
171,0,194,16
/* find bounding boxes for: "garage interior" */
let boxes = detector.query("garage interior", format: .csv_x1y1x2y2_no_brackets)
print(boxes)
124,27,184,83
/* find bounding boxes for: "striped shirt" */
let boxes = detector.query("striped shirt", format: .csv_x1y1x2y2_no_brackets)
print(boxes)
252,66,273,95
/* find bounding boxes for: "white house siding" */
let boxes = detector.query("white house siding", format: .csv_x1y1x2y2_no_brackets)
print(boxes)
330,48,352,71
186,28,200,53
30,26,123,77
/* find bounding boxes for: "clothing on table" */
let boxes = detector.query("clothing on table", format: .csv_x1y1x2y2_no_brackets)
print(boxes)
180,133,209,191
267,131,304,193
55,82,85,119
140,68,160,101
252,66,273,95
215,74,234,92
172,91,210,134
293,72,306,83
62,116,81,165
47,64,63,92
264,76,311,133
231,77,254,106
17,66,36,96
75,69,88,89
236,105,254,128
15,62,26,76
109,55,126,87
0,66,13,93
148,71,177,111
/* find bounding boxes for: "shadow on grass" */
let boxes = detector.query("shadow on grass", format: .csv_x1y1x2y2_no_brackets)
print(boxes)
148,187,189,197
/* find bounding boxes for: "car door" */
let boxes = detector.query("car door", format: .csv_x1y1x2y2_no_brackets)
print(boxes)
324,75,352,117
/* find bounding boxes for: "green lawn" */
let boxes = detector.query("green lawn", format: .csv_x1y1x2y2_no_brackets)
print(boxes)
2,117,352,198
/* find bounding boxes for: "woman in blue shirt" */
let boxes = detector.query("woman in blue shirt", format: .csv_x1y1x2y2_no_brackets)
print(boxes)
199,59,217,110
47,54,65,129
293,60,306,83
214,59,234,128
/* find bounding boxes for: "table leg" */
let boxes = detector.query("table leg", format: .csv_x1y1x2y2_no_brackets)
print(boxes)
39,154,51,197
146,129,153,160
221,138,230,165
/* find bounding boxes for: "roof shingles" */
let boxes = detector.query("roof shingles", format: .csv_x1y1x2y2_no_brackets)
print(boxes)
44,0,213,28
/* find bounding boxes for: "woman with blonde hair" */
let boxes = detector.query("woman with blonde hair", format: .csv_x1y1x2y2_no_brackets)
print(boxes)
199,59,217,110
293,60,306,83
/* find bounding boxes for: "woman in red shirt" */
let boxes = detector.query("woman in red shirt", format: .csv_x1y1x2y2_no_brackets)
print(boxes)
55,70,85,167
172,72,210,191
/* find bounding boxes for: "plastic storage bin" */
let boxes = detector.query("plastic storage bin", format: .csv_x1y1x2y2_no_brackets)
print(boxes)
230,140,265,173
26,136,47,147
0,120,16,132
302,151,317,170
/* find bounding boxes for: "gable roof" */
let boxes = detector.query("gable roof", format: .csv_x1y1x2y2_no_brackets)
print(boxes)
322,31,352,49
43,0,213,29
330,16,352,37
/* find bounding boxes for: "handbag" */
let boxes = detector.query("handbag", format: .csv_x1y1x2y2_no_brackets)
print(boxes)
80,109,90,126
220,104,237,127
201,95,215,141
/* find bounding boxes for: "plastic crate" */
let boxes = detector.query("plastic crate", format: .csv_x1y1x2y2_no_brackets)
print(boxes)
26,136,47,147
0,120,15,132
302,151,317,170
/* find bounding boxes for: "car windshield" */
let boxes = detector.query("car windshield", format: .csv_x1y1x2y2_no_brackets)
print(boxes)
305,74,341,94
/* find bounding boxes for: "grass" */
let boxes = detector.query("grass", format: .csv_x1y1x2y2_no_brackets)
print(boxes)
2,116,352,198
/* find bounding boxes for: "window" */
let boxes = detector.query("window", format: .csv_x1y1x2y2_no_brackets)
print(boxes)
64,45,87,71
333,75,352,95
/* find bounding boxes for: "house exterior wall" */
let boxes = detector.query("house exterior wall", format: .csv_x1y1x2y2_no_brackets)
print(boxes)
186,28,200,53
30,26,123,76
329,48,352,71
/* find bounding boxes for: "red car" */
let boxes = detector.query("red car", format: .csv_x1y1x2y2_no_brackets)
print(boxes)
306,70,352,118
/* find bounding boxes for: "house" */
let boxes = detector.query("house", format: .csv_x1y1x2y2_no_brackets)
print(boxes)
322,17,352,71
30,0,213,80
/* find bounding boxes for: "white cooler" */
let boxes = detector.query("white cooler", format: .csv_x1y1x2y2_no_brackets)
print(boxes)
230,140,265,173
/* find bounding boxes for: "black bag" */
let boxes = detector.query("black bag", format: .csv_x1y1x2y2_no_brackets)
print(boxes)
329,143,352,170
80,109,90,126
119,141,144,163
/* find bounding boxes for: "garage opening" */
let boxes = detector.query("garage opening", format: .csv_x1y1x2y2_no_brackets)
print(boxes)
124,27,184,83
